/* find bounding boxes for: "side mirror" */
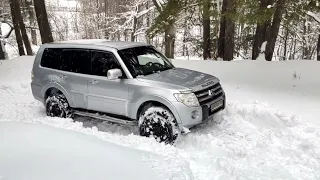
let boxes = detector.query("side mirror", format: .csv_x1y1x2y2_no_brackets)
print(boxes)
107,69,122,80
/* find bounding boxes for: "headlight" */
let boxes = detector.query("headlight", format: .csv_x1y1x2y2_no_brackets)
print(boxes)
174,93,200,107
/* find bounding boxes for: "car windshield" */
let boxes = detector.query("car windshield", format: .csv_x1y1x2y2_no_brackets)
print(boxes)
118,46,174,78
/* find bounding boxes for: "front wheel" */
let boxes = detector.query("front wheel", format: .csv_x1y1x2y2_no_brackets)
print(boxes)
138,106,181,145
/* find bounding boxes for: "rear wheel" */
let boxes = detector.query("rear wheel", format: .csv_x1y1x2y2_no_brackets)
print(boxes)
45,93,73,118
138,105,180,145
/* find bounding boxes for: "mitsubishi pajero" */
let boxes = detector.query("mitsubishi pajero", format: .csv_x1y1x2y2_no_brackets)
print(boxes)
31,39,226,144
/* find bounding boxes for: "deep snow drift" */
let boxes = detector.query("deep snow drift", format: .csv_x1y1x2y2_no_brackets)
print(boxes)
0,121,192,180
173,59,320,125
1,56,320,180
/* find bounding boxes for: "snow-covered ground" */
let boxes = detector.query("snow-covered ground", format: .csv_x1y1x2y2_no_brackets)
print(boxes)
0,121,192,180
1,56,320,180
173,59,320,125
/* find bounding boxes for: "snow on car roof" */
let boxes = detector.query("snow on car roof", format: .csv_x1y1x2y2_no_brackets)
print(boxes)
46,39,152,50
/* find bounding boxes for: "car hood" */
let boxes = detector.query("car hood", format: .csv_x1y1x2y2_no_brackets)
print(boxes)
136,68,219,92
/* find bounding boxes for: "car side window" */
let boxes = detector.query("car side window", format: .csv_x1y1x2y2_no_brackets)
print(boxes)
40,48,63,70
90,51,123,77
61,49,91,74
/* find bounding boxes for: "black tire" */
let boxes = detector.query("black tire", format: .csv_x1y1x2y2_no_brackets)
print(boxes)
138,105,181,145
45,93,73,118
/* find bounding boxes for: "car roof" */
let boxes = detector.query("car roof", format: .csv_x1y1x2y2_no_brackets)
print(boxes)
44,39,152,50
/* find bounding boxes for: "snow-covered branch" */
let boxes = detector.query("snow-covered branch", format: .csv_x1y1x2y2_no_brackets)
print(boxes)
0,22,14,38
152,0,164,11
306,11,320,24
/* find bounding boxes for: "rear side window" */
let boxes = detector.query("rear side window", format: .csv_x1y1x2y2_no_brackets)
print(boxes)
41,48,91,74
61,49,91,74
40,48,63,70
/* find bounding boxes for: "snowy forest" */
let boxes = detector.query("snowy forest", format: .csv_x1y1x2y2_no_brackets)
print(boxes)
1,0,320,61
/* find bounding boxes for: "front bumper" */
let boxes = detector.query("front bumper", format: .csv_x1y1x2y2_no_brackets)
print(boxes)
173,94,226,129
201,95,226,122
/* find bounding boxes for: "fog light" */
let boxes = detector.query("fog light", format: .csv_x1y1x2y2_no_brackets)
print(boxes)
191,110,199,119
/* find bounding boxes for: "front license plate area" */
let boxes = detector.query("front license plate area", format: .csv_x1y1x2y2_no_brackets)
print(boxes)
210,100,223,112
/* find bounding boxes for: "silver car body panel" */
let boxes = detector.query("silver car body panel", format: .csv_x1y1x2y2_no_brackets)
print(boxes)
31,40,226,129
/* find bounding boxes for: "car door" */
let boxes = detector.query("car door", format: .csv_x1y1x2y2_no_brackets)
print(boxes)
40,48,89,109
86,50,129,116
59,49,91,109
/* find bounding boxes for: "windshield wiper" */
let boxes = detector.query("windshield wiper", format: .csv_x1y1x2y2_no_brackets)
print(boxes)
143,71,156,76
159,67,172,72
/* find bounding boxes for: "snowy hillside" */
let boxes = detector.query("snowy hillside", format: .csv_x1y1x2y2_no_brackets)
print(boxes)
173,59,320,125
1,56,320,179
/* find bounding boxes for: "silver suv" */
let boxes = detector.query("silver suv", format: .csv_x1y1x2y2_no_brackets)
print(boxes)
31,40,226,144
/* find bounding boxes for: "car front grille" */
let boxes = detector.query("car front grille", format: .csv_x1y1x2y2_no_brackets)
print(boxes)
194,82,224,106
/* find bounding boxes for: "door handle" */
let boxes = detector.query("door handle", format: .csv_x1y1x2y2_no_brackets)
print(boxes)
59,75,67,79
91,80,99,84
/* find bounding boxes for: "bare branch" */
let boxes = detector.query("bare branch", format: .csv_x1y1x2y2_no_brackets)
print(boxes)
307,11,320,24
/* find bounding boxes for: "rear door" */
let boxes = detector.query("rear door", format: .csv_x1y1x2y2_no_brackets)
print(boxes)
86,50,129,116
40,48,90,109
60,49,91,108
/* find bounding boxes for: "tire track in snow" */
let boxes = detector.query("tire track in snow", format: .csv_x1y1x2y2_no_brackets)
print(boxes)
1,82,320,179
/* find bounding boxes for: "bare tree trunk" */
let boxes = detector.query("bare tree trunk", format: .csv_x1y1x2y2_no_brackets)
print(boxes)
164,25,175,58
124,30,128,41
182,21,187,56
152,0,176,58
74,2,79,33
104,0,109,39
252,0,273,60
13,0,33,55
224,0,236,61
288,33,294,59
146,0,151,44
265,0,286,61
293,39,297,59
182,0,189,57
152,0,162,11
212,2,219,59
317,34,320,61
182,27,189,57
9,0,25,55
19,17,33,55
283,27,288,60
0,8,6,59
131,16,137,42
34,0,54,43
202,0,211,60
25,0,37,45
96,0,100,35
217,0,226,59
117,31,120,41
218,0,236,61
306,21,312,59
0,41,5,59
302,19,308,59
0,30,5,59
